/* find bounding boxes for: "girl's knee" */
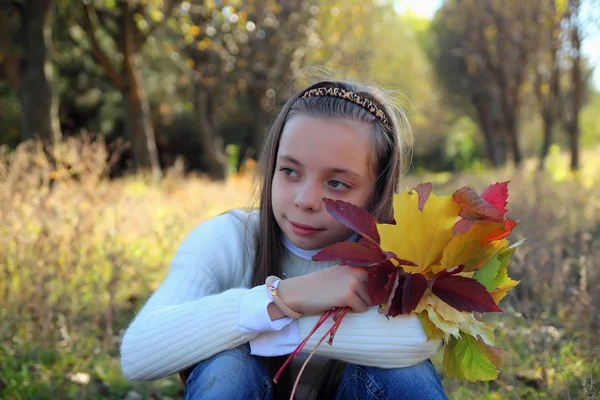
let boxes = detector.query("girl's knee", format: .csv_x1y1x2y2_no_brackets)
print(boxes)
338,360,448,400
185,345,272,400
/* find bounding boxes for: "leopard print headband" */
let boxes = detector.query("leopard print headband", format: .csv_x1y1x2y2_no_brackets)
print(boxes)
302,87,391,129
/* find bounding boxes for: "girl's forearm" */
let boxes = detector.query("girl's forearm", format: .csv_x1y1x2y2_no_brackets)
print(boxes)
297,307,441,368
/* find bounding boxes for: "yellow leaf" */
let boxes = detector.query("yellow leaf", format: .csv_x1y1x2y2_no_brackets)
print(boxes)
378,190,460,274
415,291,497,346
458,314,497,346
490,277,519,304
438,221,508,273
417,311,446,340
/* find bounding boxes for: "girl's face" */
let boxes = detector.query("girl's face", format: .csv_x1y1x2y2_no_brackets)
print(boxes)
272,115,376,250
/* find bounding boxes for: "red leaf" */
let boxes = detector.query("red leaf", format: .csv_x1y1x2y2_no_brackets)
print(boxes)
383,252,418,267
312,242,386,266
432,275,503,313
454,187,505,223
402,273,428,314
412,182,432,212
481,181,509,215
323,198,380,245
366,263,396,305
359,237,379,249
480,219,517,243
453,219,474,235
434,264,465,280
386,270,405,317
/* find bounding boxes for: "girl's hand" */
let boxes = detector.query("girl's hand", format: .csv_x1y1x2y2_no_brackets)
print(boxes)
277,265,371,315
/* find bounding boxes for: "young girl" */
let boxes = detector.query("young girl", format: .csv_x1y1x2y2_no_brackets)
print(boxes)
120,80,449,400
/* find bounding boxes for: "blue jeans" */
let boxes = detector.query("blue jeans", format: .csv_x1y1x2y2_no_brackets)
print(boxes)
184,345,448,400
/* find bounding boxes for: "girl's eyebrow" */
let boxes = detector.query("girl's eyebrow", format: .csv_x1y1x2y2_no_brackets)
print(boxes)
323,167,362,179
278,154,302,165
279,154,362,179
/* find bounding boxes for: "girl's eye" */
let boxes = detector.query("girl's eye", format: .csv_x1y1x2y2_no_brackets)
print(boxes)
280,167,298,177
328,180,350,190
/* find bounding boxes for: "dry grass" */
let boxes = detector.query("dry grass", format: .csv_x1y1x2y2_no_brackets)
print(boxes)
0,138,598,399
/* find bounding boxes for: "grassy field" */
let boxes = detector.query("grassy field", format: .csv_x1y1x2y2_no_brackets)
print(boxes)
1,138,599,399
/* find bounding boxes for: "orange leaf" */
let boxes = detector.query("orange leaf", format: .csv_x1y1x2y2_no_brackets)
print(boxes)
438,221,508,273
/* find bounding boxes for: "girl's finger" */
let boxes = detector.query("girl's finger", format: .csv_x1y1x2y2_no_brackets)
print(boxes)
356,282,372,308
347,295,369,313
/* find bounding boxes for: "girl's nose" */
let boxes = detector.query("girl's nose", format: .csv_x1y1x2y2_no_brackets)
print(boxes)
294,182,322,212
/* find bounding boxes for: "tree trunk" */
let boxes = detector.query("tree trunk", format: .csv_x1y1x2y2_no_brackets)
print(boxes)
506,111,522,166
121,1,162,181
568,125,580,171
568,3,582,172
539,113,553,170
0,9,20,89
472,93,500,167
18,0,61,143
193,82,227,180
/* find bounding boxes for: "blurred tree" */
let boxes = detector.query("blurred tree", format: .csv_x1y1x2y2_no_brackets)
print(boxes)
431,2,504,167
560,0,599,171
433,0,542,168
73,0,183,180
308,1,448,162
164,0,317,178
4,0,62,144
532,0,563,170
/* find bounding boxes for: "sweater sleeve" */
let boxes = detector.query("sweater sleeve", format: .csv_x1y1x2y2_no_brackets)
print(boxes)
119,211,260,381
297,307,442,368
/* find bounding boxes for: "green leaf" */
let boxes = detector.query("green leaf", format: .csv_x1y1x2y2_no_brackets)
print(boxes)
442,333,499,382
473,253,501,291
491,248,515,289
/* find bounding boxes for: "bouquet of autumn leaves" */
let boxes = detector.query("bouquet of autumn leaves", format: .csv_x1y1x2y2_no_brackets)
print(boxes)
275,181,522,394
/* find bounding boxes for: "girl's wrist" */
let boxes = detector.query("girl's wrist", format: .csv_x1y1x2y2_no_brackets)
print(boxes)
267,302,287,320
276,278,303,315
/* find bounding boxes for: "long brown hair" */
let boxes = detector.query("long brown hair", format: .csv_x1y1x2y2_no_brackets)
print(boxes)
249,79,410,399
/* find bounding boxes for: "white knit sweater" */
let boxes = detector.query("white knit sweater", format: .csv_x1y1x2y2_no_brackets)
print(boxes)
120,210,441,382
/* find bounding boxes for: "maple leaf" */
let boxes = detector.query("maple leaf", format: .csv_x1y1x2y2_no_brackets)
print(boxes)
442,334,501,382
490,253,520,304
454,187,505,222
458,313,497,346
412,182,432,212
473,252,503,291
288,183,521,391
415,291,499,342
481,182,509,214
378,188,461,274
452,181,511,235
417,312,446,340
473,245,520,304
438,221,509,273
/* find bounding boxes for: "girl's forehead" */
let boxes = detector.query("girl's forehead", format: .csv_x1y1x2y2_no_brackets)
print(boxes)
277,115,375,175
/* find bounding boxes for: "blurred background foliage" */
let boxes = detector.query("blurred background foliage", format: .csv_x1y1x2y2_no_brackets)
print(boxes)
1,0,600,399
1,0,598,177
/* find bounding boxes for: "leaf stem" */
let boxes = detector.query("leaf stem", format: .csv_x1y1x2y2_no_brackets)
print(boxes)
289,308,349,399
273,309,333,383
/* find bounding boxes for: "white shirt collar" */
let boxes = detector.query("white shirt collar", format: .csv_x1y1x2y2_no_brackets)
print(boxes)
282,232,360,260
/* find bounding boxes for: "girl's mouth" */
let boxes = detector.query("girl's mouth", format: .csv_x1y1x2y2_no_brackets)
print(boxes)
289,221,325,236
